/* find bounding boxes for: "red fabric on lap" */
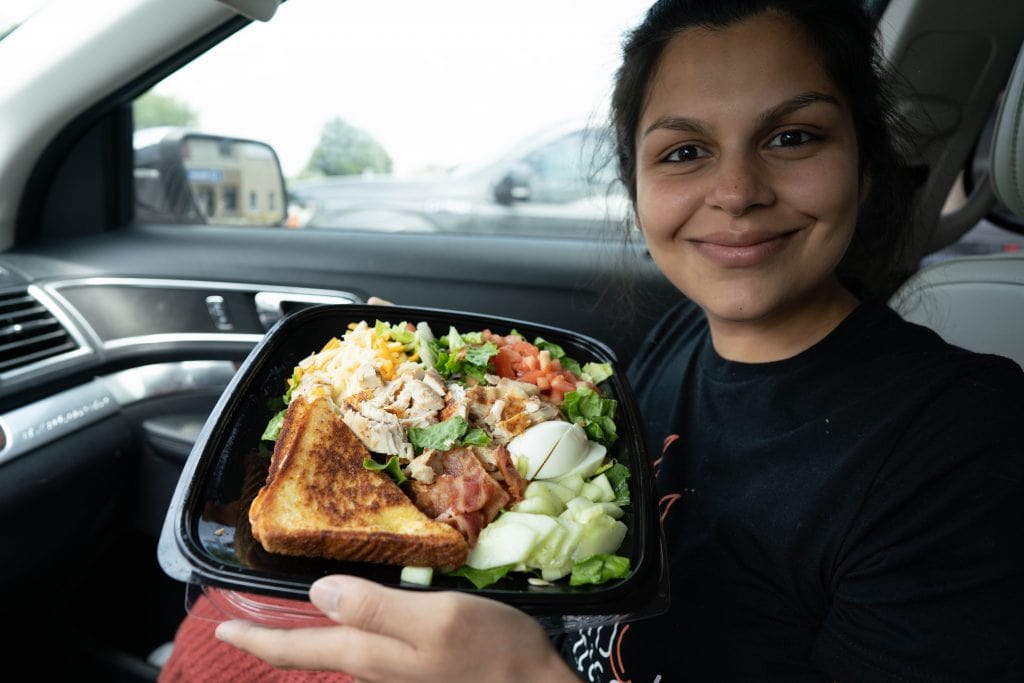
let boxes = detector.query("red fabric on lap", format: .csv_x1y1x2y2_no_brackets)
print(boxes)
158,594,355,682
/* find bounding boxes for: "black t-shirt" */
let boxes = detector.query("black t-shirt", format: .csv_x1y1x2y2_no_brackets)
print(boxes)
559,299,1024,682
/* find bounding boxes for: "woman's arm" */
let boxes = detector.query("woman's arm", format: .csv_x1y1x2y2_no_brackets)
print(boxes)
215,574,581,683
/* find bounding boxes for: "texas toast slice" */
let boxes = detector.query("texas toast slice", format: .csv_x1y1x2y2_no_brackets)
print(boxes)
249,395,468,568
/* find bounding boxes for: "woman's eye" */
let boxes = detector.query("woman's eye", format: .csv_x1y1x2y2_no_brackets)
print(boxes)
768,129,816,148
663,144,707,163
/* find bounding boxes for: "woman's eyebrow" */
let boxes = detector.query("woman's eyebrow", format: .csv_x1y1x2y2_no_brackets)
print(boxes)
756,91,841,127
641,116,711,139
641,91,841,139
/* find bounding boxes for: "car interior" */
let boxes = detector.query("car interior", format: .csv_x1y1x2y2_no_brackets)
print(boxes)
0,0,1021,680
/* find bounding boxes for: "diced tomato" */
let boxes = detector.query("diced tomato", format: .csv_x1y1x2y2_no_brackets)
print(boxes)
485,332,592,405
493,346,517,378
517,369,546,384
550,374,577,395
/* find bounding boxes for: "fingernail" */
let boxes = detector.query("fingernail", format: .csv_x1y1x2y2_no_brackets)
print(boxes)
215,621,240,642
310,576,344,619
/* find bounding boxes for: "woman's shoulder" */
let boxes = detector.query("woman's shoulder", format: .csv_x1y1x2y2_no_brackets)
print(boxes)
854,303,1024,447
867,302,1024,384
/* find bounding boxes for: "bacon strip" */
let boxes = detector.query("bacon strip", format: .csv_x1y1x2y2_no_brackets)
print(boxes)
494,444,528,503
405,447,512,546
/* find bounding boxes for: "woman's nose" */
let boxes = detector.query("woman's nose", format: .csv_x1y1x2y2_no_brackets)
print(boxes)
705,151,774,216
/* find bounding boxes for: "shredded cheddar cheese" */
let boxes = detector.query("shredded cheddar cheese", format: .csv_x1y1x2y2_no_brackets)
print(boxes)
290,320,419,403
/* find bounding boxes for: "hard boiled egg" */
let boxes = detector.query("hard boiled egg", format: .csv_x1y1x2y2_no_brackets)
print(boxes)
508,421,607,481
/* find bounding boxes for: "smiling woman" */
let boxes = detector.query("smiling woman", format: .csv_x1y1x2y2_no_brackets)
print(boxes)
1,0,1022,679
200,1,1024,681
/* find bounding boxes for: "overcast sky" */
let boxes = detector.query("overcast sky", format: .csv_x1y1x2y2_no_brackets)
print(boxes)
152,0,652,177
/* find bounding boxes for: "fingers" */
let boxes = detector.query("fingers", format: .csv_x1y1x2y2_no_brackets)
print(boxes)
366,296,393,305
215,619,413,677
216,577,577,683
308,575,459,645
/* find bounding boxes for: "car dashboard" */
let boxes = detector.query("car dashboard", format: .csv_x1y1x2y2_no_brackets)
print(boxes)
0,255,360,677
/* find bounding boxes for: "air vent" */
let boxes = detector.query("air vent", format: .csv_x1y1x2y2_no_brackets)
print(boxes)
0,289,78,374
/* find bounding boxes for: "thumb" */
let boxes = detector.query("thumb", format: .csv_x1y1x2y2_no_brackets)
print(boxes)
309,575,427,642
366,296,393,306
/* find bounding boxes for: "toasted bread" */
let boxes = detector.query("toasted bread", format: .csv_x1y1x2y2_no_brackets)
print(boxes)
249,396,468,568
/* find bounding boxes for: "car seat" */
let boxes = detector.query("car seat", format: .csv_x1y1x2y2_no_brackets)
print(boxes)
893,40,1024,369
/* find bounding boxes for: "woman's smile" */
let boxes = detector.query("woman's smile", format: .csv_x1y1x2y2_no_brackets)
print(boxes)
689,228,801,268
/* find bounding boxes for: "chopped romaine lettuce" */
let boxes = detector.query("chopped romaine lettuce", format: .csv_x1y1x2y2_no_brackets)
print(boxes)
261,409,286,442
414,321,437,368
444,563,515,589
581,361,613,385
462,427,492,446
563,386,618,447
603,461,631,505
569,554,631,586
374,319,415,345
362,455,408,485
430,326,497,383
407,416,469,452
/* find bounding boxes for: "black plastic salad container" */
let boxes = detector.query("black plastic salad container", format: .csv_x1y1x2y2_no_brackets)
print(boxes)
158,304,668,629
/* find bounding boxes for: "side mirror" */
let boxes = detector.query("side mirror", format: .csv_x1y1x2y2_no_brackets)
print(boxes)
134,128,287,226
493,164,532,205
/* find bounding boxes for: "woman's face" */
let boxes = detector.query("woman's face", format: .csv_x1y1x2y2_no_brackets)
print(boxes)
635,11,863,347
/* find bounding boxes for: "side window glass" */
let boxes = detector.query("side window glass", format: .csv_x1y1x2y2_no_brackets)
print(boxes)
521,131,591,203
131,2,650,237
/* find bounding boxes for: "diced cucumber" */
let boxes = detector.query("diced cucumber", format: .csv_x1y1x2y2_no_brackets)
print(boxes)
513,495,562,516
565,496,606,525
600,502,625,519
466,520,539,569
587,472,616,503
580,481,604,502
541,560,575,582
529,517,582,569
554,473,584,495
573,516,628,561
527,480,576,505
400,566,433,586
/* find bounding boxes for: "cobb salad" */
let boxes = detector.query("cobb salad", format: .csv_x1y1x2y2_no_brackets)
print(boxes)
260,318,631,588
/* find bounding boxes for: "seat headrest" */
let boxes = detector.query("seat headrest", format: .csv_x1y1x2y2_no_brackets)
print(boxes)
990,41,1024,219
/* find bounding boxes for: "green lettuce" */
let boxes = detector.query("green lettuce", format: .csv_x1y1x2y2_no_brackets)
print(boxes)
431,326,497,383
362,455,407,485
563,386,618,447
603,461,631,506
569,554,631,586
445,564,515,589
581,361,614,385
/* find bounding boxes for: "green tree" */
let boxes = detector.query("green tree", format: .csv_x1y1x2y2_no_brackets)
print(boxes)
133,91,199,128
305,117,392,176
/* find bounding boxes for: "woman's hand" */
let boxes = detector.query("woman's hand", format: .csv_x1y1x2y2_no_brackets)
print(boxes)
214,574,580,683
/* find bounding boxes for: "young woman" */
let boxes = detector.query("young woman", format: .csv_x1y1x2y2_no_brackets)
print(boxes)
204,1,1024,680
